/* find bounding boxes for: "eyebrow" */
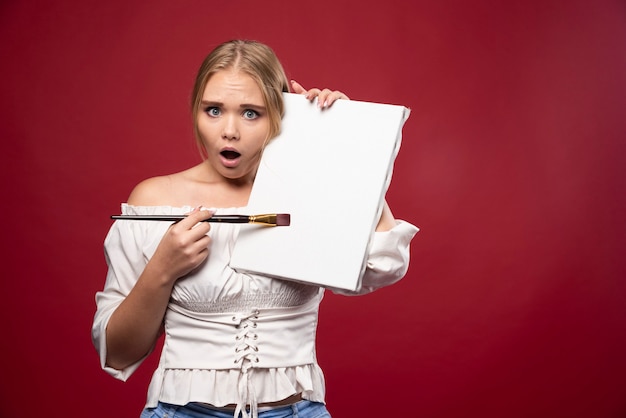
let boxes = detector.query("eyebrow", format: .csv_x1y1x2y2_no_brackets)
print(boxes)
200,100,266,111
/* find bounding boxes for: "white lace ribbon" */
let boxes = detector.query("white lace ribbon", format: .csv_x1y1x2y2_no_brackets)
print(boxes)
232,310,260,418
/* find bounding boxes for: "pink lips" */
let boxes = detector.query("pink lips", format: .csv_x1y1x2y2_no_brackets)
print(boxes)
219,147,242,168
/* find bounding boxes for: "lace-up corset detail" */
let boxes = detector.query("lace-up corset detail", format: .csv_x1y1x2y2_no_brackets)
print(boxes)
232,310,261,418
233,310,260,367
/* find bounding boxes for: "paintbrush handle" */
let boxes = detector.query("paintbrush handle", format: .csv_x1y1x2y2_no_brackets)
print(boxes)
111,213,290,226
111,215,252,223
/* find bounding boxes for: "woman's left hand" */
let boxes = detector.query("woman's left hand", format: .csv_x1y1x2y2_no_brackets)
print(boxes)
290,80,349,108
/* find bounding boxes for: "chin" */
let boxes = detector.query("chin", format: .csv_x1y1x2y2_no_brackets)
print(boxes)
221,169,253,183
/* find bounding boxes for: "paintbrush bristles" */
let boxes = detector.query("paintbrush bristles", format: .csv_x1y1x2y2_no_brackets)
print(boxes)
275,213,291,226
249,213,291,226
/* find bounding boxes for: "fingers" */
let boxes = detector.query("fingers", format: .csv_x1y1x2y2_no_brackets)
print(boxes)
157,208,213,280
181,209,212,266
290,80,349,109
290,80,307,95
317,89,349,109
290,80,319,100
184,207,214,226
167,207,212,243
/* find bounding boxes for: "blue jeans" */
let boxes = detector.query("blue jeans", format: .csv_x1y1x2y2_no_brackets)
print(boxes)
140,400,332,418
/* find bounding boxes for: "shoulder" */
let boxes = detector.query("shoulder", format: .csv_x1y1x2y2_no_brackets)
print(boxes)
126,175,174,206
126,164,209,206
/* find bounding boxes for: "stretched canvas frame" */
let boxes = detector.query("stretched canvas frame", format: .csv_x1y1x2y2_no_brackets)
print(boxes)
230,93,410,291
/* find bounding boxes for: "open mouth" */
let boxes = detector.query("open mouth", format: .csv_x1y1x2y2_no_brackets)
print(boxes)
220,150,241,160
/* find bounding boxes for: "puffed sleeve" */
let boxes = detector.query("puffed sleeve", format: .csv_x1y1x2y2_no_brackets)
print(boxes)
332,220,419,296
91,219,152,381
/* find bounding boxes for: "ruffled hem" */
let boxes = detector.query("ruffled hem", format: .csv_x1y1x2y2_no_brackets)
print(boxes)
145,364,326,408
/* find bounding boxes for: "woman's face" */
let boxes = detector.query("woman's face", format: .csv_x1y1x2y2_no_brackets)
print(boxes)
197,69,270,183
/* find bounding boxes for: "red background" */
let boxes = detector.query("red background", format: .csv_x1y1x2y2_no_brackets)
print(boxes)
2,1,625,417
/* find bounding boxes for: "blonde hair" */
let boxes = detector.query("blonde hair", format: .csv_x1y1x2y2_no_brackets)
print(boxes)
191,40,289,158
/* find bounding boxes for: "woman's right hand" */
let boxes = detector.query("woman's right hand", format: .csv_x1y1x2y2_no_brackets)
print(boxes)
105,207,214,370
149,207,213,285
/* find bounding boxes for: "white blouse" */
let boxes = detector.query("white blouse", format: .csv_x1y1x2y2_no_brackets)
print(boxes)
92,204,418,418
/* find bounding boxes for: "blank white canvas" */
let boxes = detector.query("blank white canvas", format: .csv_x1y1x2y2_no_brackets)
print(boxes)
230,93,410,291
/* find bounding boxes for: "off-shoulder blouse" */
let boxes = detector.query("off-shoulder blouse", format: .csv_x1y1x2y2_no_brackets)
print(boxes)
92,204,418,418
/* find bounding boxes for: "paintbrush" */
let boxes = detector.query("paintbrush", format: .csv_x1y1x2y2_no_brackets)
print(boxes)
110,213,291,226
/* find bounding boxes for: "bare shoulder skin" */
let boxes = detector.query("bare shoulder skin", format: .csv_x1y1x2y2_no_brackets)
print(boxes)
126,163,252,208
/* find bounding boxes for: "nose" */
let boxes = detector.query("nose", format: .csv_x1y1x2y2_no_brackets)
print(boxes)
222,114,240,141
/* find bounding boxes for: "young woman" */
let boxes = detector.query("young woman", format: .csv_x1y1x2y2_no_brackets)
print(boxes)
92,39,418,418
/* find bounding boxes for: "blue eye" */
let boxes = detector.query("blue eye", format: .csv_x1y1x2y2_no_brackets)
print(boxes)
243,109,259,120
206,107,221,117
